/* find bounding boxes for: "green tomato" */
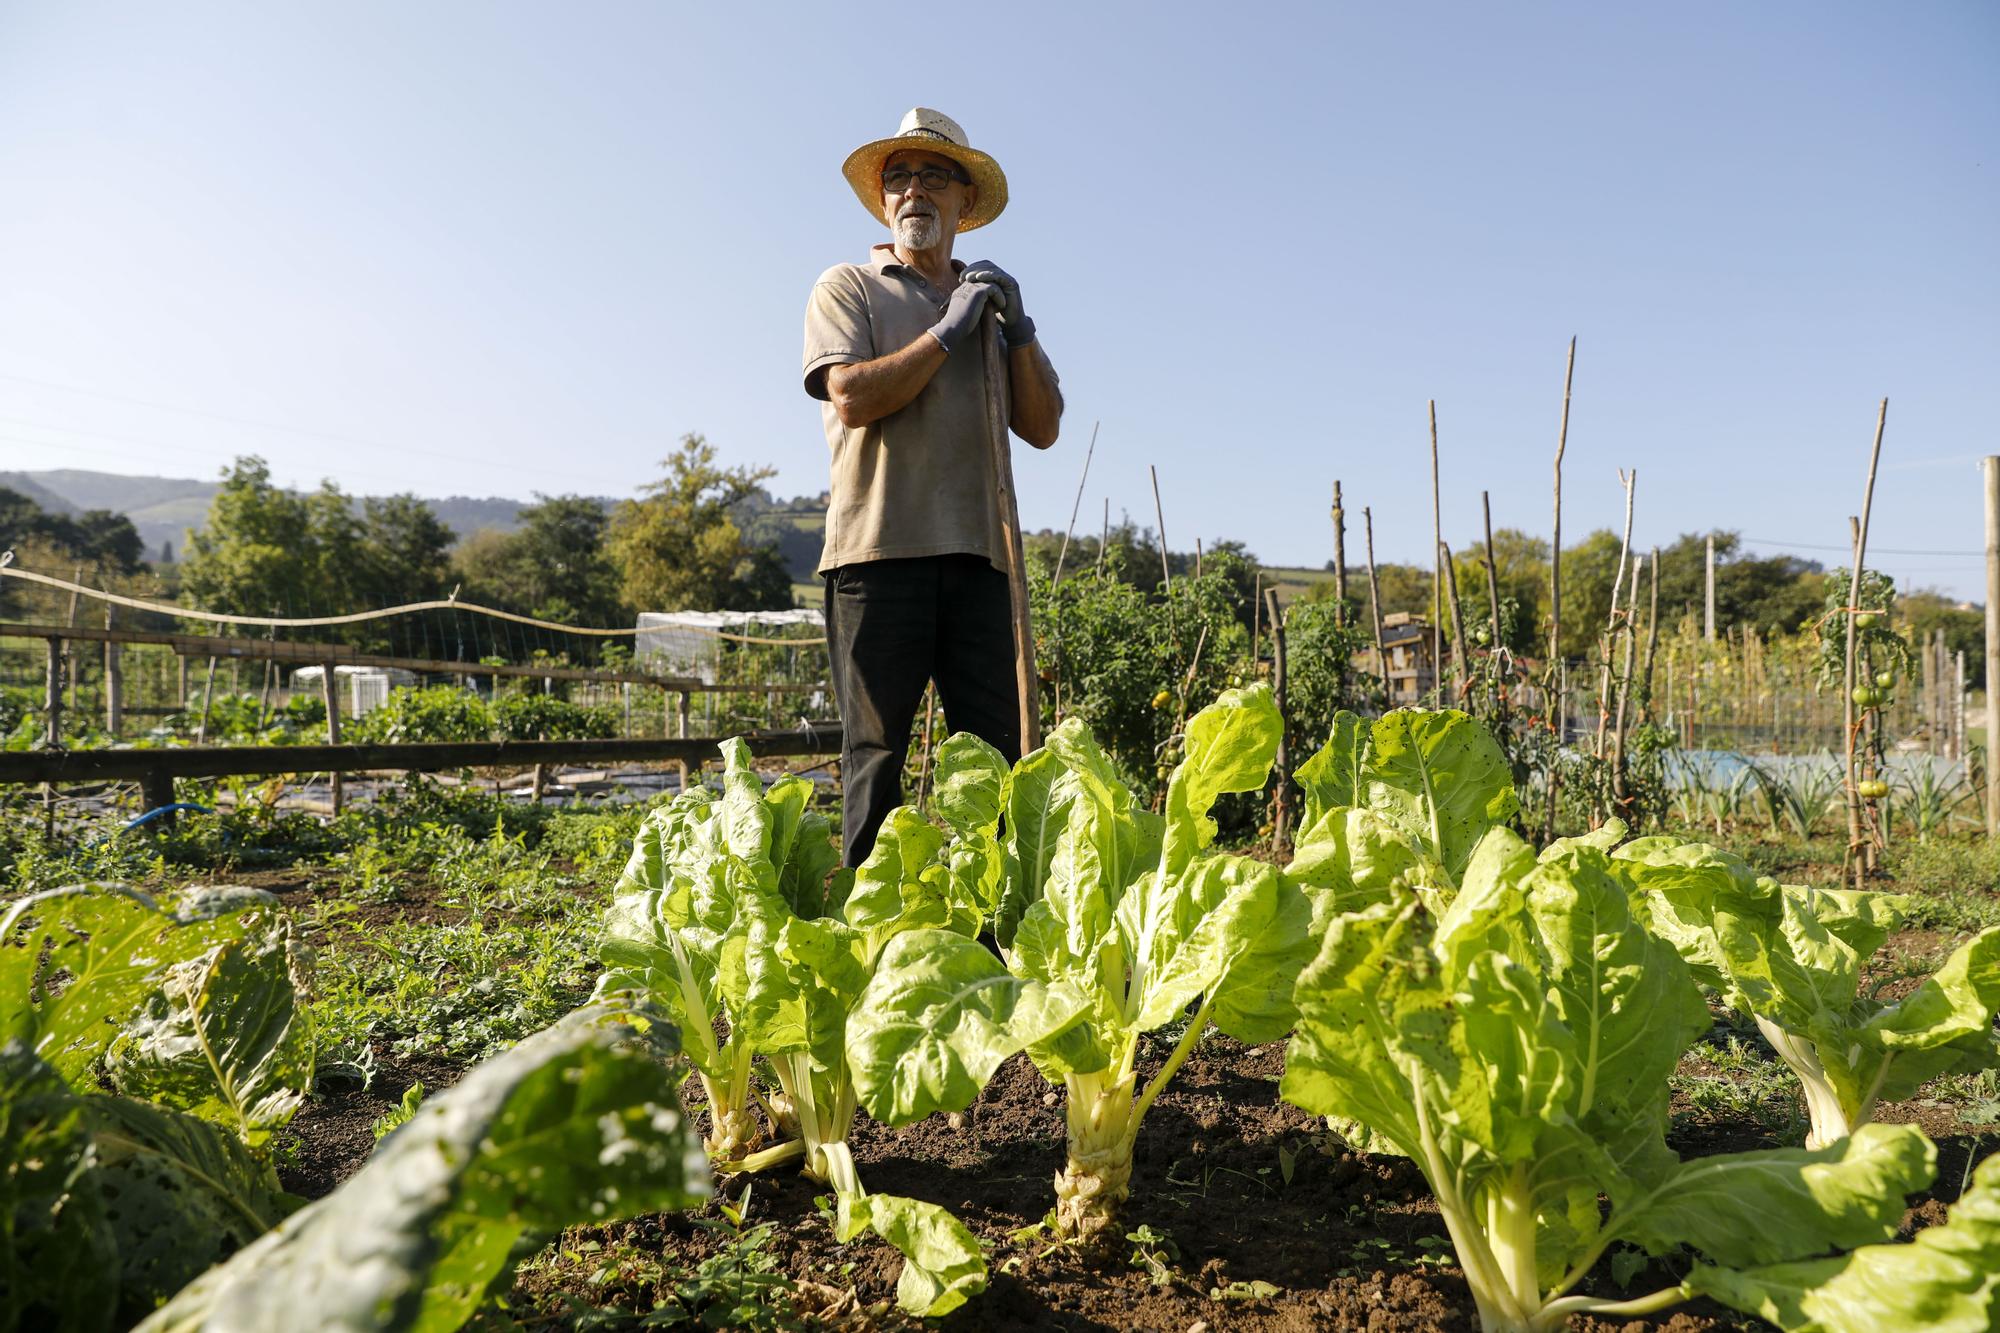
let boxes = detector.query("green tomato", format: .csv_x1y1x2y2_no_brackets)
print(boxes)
1874,669,1896,689
1853,612,1880,630
1852,685,1878,708
1857,779,1890,800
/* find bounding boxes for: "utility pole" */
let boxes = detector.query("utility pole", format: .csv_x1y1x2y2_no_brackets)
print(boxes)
1704,535,1717,642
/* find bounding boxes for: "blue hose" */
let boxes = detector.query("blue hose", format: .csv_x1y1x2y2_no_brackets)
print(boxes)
119,803,212,832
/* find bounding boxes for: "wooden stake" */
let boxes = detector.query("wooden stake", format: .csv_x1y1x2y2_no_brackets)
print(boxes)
1595,469,1637,760
1481,491,1503,652
1097,498,1109,580
1429,400,1443,688
1641,547,1662,723
1441,541,1468,697
1549,338,1574,696
1956,648,1968,763
1265,587,1289,853
1704,535,1717,641
1331,481,1348,624
1923,628,1940,756
1845,400,1887,885
1984,455,2000,835
1051,421,1098,586
1611,564,1639,809
1480,492,1505,718
1251,571,1263,666
980,311,1041,752
916,683,937,813
1364,506,1387,699
1149,464,1173,600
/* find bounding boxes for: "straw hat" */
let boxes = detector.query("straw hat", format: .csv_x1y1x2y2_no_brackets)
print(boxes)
841,107,1008,232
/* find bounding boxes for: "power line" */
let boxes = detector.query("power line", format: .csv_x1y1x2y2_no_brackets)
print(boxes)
1739,536,1981,557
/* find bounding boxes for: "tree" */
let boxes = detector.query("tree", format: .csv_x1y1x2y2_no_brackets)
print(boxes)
357,494,456,609
179,458,322,618
608,436,792,611
0,486,145,574
453,495,625,626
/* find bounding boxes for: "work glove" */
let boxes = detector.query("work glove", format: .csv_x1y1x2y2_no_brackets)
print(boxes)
928,279,999,353
963,260,1036,349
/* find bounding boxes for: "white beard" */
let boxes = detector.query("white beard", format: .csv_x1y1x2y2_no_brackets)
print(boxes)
895,211,941,250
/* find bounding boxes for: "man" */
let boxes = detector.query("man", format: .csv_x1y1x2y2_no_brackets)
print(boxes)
803,107,1063,867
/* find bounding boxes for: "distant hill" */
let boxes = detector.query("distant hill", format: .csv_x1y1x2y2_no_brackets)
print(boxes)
12,468,829,580
0,471,85,517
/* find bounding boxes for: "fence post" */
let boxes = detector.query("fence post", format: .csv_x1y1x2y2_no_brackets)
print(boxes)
197,655,217,744
140,765,174,824
676,689,692,791
43,635,62,838
321,663,343,815
103,604,122,738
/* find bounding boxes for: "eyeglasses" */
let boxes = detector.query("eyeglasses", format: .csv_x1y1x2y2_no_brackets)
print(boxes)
881,165,968,193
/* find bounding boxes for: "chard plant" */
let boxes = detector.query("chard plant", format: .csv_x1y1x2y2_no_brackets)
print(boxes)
593,739,844,1160
1614,834,2000,1149
597,741,988,1316
1283,826,1937,1333
1289,707,1520,907
849,685,1323,1240
1687,1145,2000,1332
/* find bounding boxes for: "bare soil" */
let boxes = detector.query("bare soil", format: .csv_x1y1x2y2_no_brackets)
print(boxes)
273,1014,1997,1331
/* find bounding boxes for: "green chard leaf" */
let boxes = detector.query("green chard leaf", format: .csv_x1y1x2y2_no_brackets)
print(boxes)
108,913,314,1148
85,1094,301,1319
135,1000,707,1333
995,746,1076,949
835,1191,988,1317
1361,709,1518,883
1,884,288,1089
1688,1146,2000,1333
0,1043,117,1333
847,929,1085,1124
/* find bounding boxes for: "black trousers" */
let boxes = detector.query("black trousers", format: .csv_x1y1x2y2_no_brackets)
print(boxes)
824,554,1022,867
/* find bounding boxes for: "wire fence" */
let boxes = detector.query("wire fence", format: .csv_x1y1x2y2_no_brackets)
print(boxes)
0,554,833,749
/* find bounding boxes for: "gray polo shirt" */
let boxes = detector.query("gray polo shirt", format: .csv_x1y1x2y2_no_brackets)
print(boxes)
803,244,1030,575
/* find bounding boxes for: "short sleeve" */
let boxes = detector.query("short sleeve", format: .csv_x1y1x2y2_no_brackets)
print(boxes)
803,267,873,400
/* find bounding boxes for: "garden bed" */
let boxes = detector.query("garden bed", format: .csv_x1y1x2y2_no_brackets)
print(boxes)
277,1000,1996,1332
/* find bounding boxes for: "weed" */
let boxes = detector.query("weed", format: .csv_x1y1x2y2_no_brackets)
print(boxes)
1125,1225,1182,1287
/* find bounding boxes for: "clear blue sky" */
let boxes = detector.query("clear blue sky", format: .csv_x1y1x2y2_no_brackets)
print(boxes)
1,2,1994,597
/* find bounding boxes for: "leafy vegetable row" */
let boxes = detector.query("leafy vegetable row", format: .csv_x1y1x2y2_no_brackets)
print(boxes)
692,689,1995,1332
